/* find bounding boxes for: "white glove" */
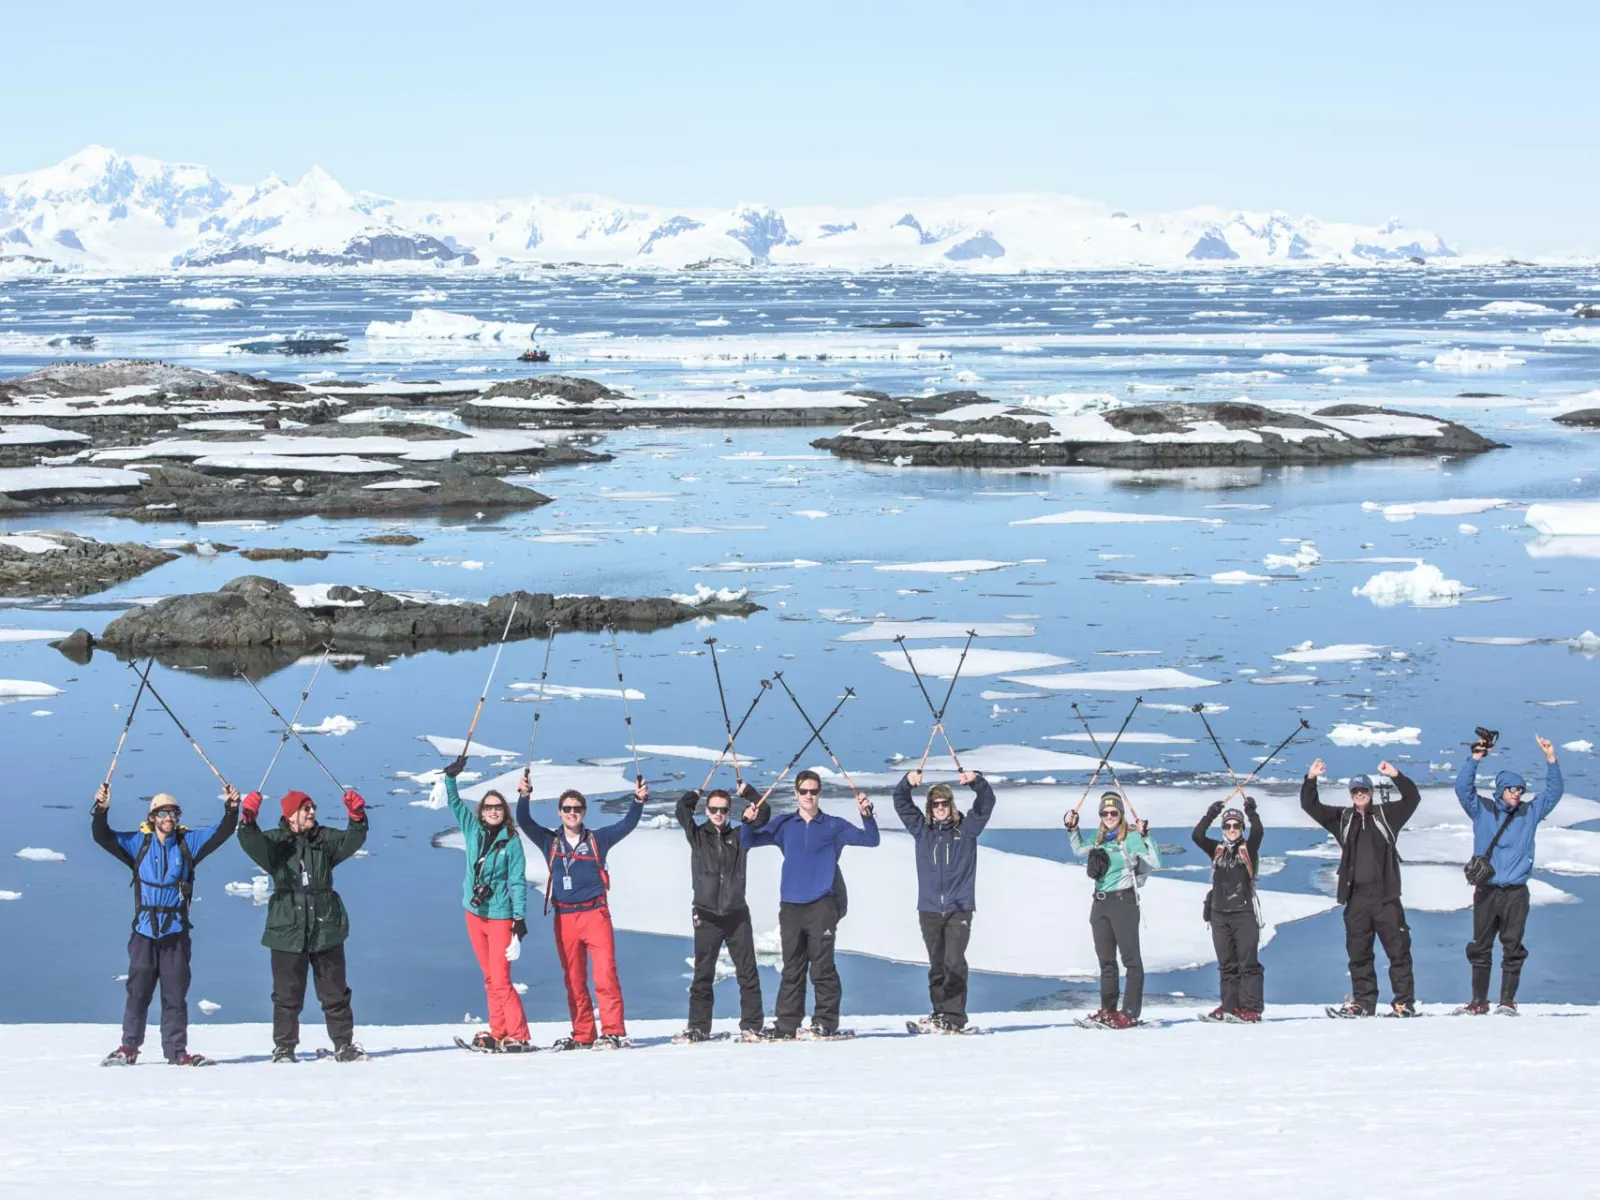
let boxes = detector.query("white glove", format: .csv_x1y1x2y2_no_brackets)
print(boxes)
504,935,522,963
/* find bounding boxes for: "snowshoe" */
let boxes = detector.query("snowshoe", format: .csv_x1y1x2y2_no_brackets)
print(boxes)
331,1043,369,1063
1232,1009,1262,1024
796,1023,855,1041
1325,1002,1374,1019
1197,1007,1229,1024
738,1028,766,1044
500,1039,537,1054
1075,1010,1142,1030
1385,1002,1421,1019
592,1034,632,1051
1495,1003,1520,1017
755,1025,796,1042
471,1030,499,1050
455,1035,501,1054
101,1045,138,1067
170,1053,215,1067
672,1028,712,1045
271,1045,297,1064
1452,1000,1491,1016
549,1037,592,1052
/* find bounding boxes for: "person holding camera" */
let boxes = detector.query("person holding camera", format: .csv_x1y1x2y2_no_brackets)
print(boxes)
1301,760,1421,1018
1455,732,1563,1015
894,769,998,1034
676,783,766,1043
1067,792,1160,1029
1192,795,1264,1023
443,757,531,1052
515,773,646,1050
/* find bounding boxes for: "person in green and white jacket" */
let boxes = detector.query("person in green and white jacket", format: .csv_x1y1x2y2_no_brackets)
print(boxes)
1068,791,1161,1029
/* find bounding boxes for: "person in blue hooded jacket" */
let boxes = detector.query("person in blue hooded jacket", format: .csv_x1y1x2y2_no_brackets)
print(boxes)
741,769,879,1038
1455,733,1562,1014
894,769,996,1032
91,780,239,1067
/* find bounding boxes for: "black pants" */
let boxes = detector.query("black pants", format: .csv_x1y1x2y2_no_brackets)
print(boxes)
688,905,764,1034
776,895,841,1034
270,945,355,1050
918,910,973,1028
123,930,191,1060
1468,883,1531,1004
1210,908,1263,1012
1344,889,1414,1010
1089,890,1143,1020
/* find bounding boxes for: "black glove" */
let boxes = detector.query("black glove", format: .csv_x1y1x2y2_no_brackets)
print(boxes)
739,781,761,803
1243,796,1258,814
443,755,468,779
1205,800,1225,818
512,918,527,942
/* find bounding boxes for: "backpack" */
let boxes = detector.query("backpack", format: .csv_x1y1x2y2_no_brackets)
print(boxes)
131,830,196,938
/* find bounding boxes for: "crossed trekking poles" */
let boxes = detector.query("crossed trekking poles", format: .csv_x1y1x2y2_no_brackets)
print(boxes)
893,631,975,775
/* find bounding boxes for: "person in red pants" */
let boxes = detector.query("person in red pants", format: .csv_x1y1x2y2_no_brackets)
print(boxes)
443,756,531,1051
515,773,646,1049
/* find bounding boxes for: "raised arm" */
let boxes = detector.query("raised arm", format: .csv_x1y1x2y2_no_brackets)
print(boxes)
442,761,475,831
1380,765,1422,829
1129,831,1162,869
1069,828,1091,857
595,781,646,853
90,795,137,868
514,793,556,855
1299,762,1342,835
892,774,924,835
1535,738,1564,822
962,773,997,838
186,800,239,867
1244,798,1264,859
838,812,881,848
1192,800,1223,856
236,817,288,872
676,791,700,842
1454,758,1484,820
741,811,785,848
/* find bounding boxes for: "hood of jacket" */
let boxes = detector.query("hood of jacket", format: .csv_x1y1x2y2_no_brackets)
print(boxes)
1494,770,1527,802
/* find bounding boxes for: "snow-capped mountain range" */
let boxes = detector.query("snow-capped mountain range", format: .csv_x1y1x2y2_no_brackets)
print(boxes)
0,146,1457,274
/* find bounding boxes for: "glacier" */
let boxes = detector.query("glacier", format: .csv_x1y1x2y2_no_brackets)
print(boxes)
0,145,1458,274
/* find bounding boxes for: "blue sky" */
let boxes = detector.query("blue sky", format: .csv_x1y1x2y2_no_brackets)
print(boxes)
4,0,1597,253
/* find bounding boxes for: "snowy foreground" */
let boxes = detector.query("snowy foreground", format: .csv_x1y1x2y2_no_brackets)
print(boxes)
7,1010,1600,1199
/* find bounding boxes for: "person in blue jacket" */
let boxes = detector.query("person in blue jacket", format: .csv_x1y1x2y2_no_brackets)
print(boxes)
894,769,996,1033
91,780,239,1067
516,772,647,1050
741,769,879,1039
1455,732,1563,1014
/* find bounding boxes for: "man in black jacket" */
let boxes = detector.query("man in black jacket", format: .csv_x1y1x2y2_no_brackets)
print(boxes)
1301,759,1422,1017
677,784,765,1042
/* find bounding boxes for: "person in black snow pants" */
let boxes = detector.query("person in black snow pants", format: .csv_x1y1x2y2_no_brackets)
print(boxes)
92,782,239,1066
894,770,997,1033
1193,797,1264,1023
676,783,766,1043
1067,792,1160,1029
1301,759,1421,1017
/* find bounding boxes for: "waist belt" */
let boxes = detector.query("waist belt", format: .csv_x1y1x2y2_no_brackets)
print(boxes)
1093,889,1134,902
552,896,608,914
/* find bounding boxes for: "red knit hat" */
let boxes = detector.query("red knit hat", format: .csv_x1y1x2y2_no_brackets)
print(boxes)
280,790,313,819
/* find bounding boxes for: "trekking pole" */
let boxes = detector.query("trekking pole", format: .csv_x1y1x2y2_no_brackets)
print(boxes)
462,600,519,759
135,663,231,789
774,672,860,793
1070,703,1142,822
705,637,743,785
235,669,343,793
1190,703,1248,798
699,677,773,792
1218,718,1313,805
1068,696,1143,819
758,688,853,805
523,621,559,770
101,657,155,795
608,626,642,784
894,633,971,773
259,644,333,792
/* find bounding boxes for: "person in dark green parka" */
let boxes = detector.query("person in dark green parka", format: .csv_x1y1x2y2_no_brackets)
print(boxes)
237,786,368,1063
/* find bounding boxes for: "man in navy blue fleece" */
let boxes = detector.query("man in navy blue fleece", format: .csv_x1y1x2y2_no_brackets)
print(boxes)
1455,732,1563,1014
741,769,879,1038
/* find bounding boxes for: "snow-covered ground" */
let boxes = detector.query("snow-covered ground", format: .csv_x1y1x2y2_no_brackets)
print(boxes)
5,1011,1598,1198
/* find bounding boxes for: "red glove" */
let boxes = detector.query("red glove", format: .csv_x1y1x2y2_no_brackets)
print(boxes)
343,789,366,821
241,791,263,823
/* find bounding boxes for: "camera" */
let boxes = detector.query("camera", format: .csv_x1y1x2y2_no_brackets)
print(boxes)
471,882,494,908
1473,726,1500,755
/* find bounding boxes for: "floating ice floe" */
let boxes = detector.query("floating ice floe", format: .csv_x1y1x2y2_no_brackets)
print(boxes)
1002,667,1220,692
293,715,359,736
875,560,1020,574
0,680,64,704
421,736,519,759
1274,642,1384,664
667,585,750,606
1449,636,1548,646
1210,570,1282,584
1353,563,1464,608
1571,631,1600,653
1362,498,1513,521
224,876,272,904
0,467,147,495
1323,864,1572,912
634,744,758,764
197,1000,222,1015
1544,325,1600,344
1328,723,1422,747
839,621,1035,642
1044,731,1195,745
1445,301,1557,317
1263,541,1319,570
878,647,1072,679
507,683,645,701
1563,741,1594,753
459,762,637,803
1429,347,1526,371
170,297,240,310
0,891,19,901
364,309,538,342
1009,510,1223,528
1250,674,1318,686
687,559,821,573
14,848,64,862
1526,503,1600,537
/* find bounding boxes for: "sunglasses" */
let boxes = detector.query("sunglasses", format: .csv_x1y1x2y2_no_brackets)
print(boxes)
1222,821,1243,830
1100,810,1121,818
931,800,953,808
1505,786,1525,794
706,805,731,815
559,805,585,814
481,804,507,813
796,787,820,797
152,808,181,820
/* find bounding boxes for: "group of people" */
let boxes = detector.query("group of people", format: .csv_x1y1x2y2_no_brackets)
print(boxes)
90,727,1566,1063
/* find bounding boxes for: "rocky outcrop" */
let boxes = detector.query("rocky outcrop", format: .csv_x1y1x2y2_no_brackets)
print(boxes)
87,576,764,676
1555,409,1600,428
813,400,1502,468
0,531,177,597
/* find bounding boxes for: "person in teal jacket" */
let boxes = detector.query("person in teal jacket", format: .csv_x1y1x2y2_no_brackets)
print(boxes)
444,756,531,1051
1068,791,1161,1028
1454,733,1563,1014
